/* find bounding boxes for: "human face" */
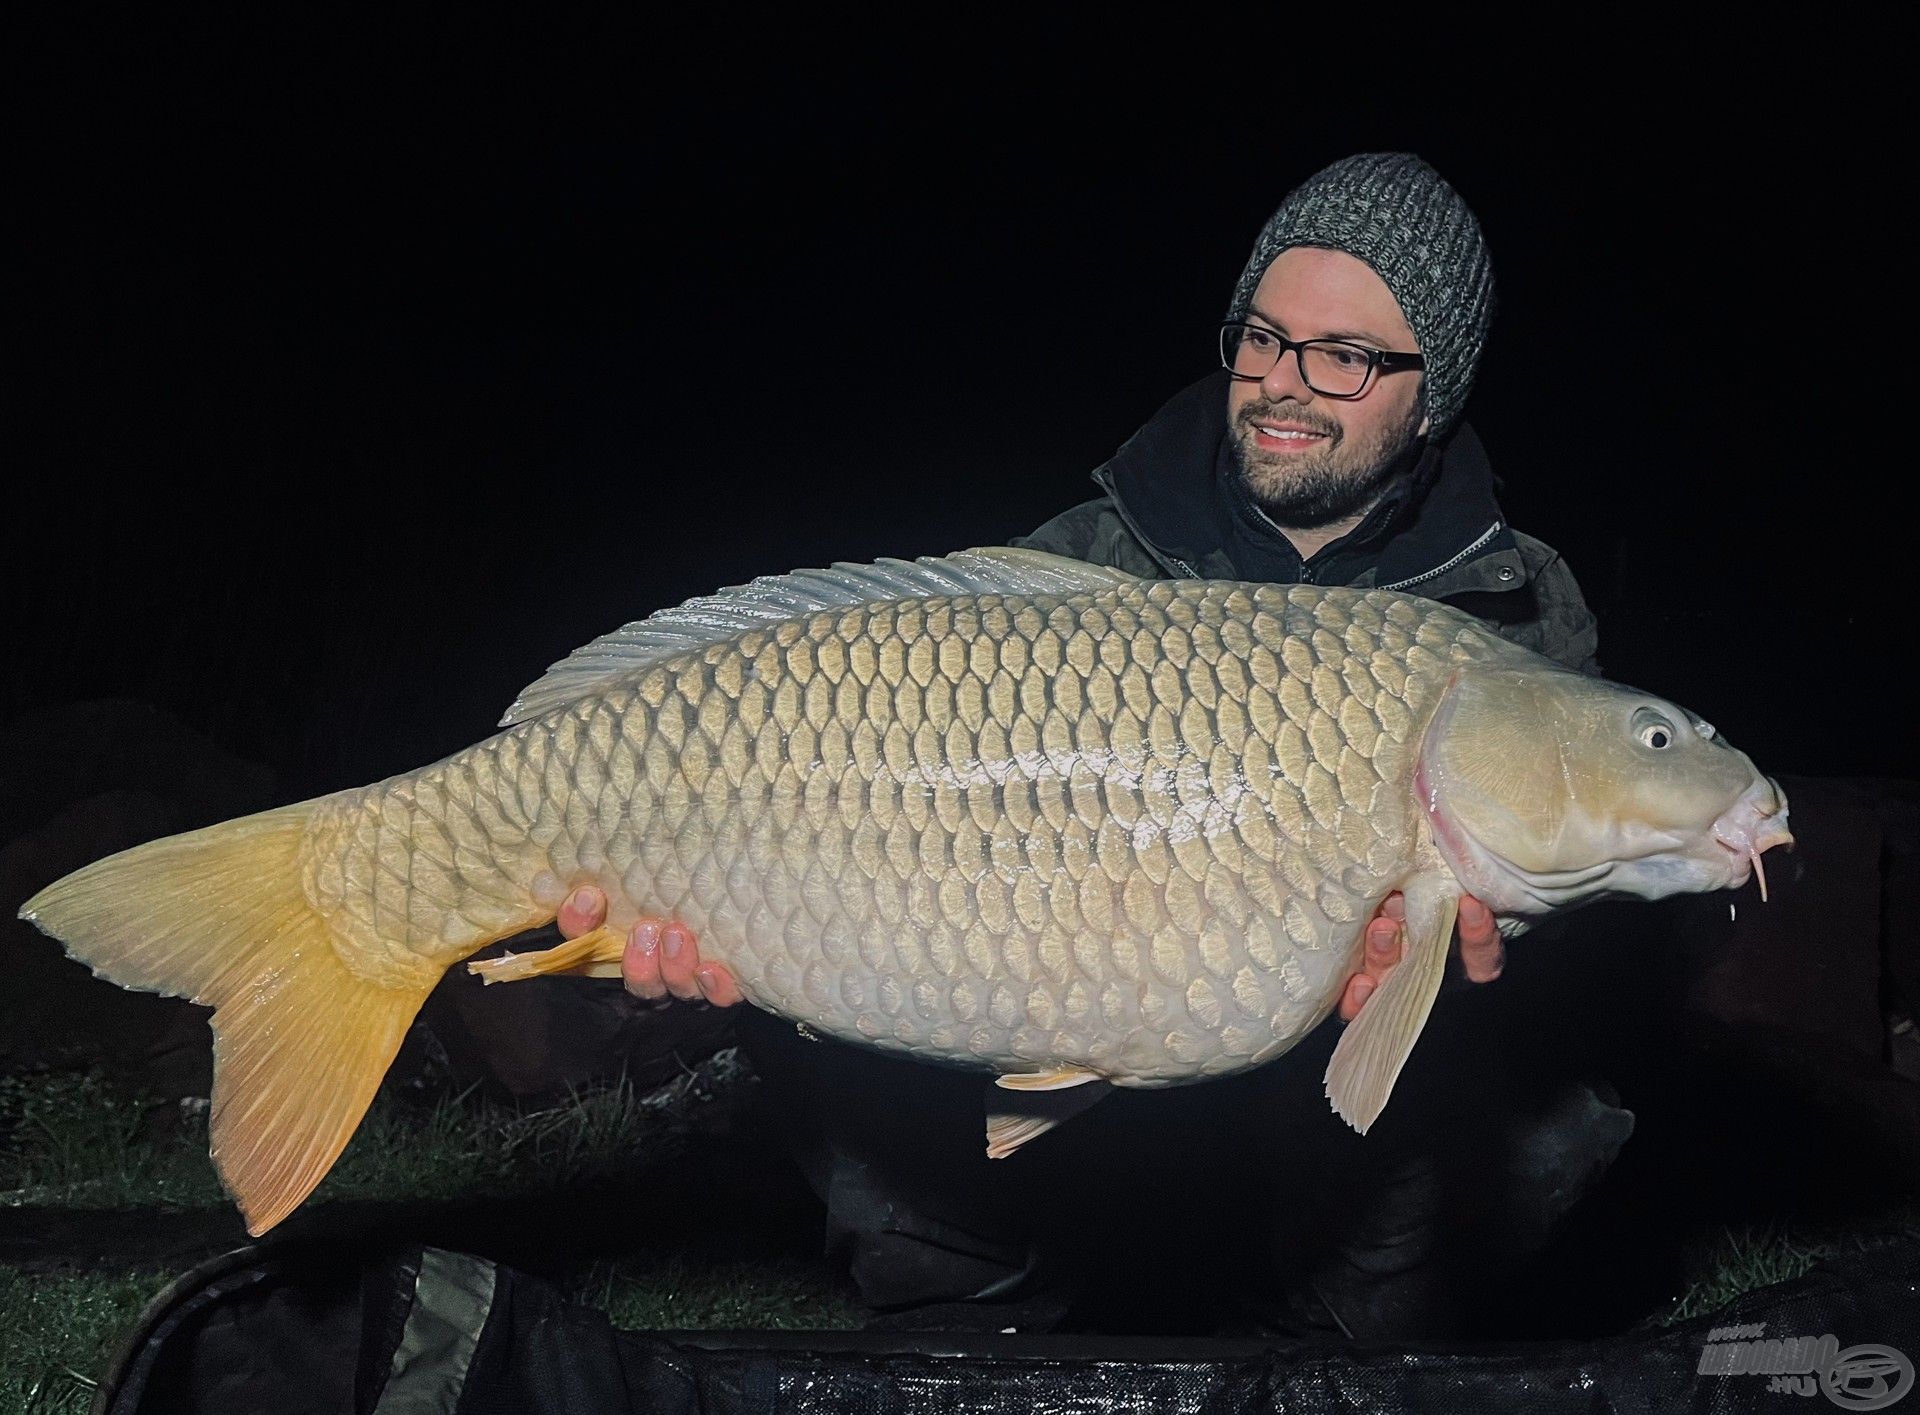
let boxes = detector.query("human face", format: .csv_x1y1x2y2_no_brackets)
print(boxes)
1226,247,1431,528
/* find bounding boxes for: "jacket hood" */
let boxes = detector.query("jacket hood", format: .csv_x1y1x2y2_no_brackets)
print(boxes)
1094,370,1527,594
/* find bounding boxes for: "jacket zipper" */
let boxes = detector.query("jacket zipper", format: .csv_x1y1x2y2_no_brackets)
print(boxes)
1376,520,1504,593
1097,465,1202,579
1246,498,1314,583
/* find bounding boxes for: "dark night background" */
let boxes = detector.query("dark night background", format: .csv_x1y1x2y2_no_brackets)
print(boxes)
5,18,1908,805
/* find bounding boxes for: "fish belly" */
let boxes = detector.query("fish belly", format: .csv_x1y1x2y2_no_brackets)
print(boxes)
305,582,1492,1085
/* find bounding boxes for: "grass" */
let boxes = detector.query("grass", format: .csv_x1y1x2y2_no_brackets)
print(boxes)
583,1254,865,1331
0,1050,859,1410
1656,1202,1920,1327
0,1267,166,1414
1658,1224,1843,1326
0,1069,222,1211
0,1053,737,1214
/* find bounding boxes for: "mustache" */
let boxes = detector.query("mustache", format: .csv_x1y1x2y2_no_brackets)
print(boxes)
1234,401,1341,440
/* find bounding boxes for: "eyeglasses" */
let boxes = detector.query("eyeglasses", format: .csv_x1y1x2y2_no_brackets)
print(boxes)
1218,322,1425,399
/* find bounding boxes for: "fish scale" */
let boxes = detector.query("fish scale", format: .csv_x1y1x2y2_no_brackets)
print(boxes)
302,578,1504,1085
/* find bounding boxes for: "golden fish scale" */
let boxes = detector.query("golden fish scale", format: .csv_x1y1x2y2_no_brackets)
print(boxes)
301,582,1506,1083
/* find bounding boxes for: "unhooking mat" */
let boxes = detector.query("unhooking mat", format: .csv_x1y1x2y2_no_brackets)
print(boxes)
93,1236,1919,1413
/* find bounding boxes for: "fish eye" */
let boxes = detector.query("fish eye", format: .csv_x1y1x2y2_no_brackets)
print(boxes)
1632,708,1677,750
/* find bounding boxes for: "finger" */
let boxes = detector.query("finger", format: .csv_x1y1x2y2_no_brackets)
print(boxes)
696,962,745,1007
658,921,703,1001
1338,973,1376,1023
1364,913,1402,978
1456,895,1498,947
622,919,666,1000
1378,892,1407,924
1456,896,1506,982
558,886,608,940
1461,931,1506,983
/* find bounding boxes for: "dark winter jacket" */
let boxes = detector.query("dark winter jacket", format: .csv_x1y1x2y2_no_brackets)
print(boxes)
1012,372,1600,674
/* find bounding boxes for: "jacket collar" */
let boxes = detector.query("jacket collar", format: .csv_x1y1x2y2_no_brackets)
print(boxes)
1093,370,1526,595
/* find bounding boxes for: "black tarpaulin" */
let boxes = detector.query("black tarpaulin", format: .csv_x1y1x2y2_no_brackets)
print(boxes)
96,1236,1920,1414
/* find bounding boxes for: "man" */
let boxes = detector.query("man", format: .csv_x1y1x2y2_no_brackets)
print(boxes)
1012,151,1597,676
562,153,1629,1336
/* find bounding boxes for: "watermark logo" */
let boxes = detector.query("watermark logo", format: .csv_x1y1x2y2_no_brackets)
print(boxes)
1698,1323,1913,1408
1826,1347,1917,1410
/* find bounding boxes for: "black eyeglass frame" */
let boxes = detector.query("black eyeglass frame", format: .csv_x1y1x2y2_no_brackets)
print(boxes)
1218,321,1426,399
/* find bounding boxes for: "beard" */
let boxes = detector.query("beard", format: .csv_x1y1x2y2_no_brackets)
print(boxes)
1228,395,1427,528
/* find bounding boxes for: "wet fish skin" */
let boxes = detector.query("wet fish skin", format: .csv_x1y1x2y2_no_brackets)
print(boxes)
301,579,1498,1085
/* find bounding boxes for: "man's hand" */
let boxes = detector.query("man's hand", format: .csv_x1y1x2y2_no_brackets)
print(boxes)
557,887,743,1006
1337,893,1501,1022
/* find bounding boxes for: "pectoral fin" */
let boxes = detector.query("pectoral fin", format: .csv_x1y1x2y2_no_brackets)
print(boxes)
985,1077,1112,1159
1324,883,1458,1134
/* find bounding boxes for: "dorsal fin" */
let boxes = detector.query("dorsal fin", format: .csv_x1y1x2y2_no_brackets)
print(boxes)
499,547,1139,726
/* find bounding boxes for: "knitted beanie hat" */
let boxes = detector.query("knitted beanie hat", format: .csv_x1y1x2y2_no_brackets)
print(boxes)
1224,153,1494,436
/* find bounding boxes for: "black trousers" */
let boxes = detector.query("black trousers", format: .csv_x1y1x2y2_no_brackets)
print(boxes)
736,960,1634,1338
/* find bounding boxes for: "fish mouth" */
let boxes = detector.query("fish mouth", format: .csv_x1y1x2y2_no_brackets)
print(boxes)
1710,780,1794,902
1429,793,1796,915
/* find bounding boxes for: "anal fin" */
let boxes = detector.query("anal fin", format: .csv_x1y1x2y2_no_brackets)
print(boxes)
1324,881,1458,1134
466,927,626,984
985,1077,1112,1159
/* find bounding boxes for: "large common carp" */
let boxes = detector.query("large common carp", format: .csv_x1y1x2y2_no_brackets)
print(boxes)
21,549,1791,1235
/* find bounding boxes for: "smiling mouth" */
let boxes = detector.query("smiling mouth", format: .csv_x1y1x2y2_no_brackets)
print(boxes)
1249,423,1333,450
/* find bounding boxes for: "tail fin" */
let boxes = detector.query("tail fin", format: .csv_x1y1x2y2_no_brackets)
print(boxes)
19,800,439,1235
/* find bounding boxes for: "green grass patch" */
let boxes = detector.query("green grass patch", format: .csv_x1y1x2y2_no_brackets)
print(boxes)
1659,1223,1841,1326
0,1267,169,1415
312,1061,721,1205
581,1253,864,1331
0,1054,736,1214
0,1070,223,1211
1657,1201,1920,1326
